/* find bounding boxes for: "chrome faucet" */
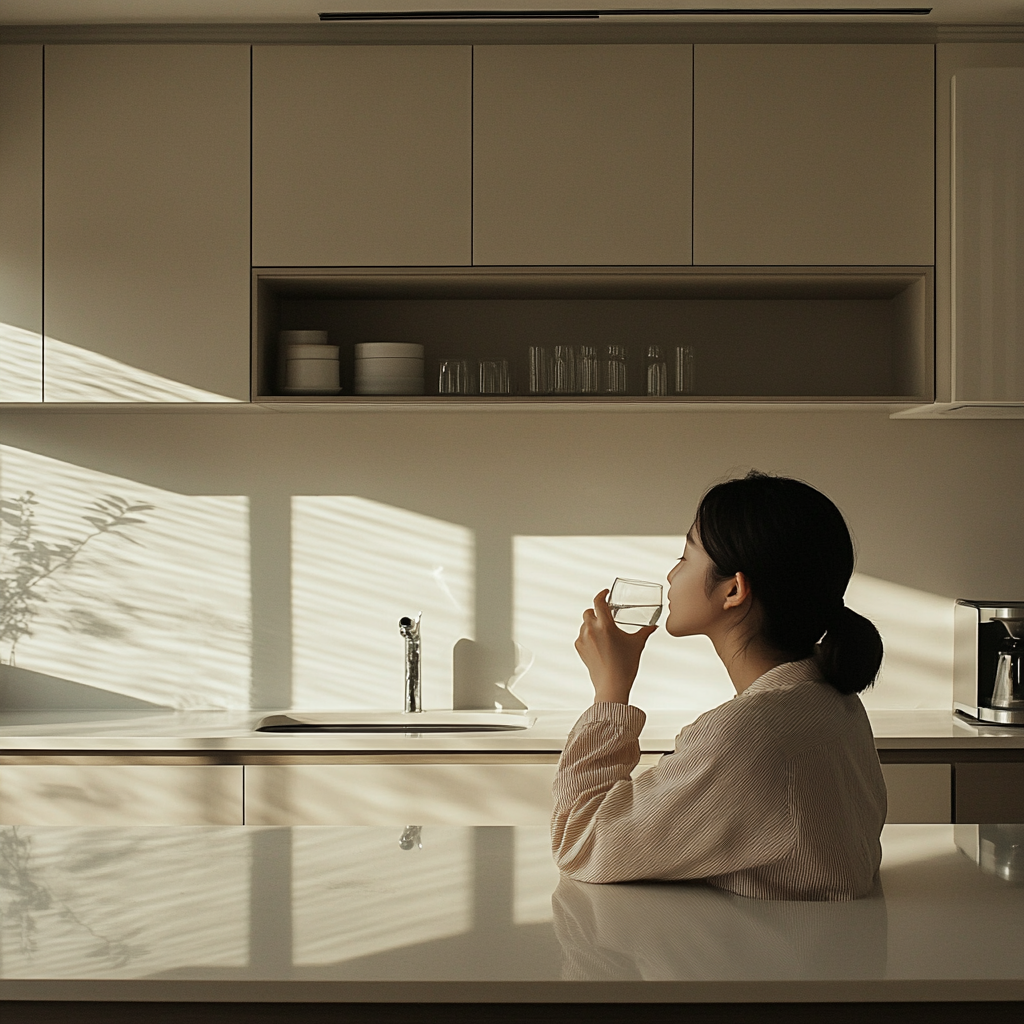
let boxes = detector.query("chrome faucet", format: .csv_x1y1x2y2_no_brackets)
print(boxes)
399,613,422,713
399,825,423,850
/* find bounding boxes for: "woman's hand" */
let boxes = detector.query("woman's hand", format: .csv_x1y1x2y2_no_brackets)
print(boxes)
575,589,657,705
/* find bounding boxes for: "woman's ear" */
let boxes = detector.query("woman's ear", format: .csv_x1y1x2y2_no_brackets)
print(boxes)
722,571,754,611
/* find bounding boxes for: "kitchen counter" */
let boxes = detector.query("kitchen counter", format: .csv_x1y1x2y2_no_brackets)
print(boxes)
1,823,1022,1005
1,708,1023,756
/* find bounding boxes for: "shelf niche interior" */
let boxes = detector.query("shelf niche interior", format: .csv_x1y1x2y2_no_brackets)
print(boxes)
253,267,933,403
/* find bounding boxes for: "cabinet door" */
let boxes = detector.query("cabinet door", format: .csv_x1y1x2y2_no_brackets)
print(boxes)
473,45,693,267
933,44,1024,402
881,763,952,824
693,44,934,267
0,765,243,824
951,68,1024,402
253,46,471,267
44,45,250,402
956,763,1024,824
0,44,42,401
245,764,557,825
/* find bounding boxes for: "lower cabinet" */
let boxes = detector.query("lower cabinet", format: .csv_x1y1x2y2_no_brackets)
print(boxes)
244,760,952,826
880,763,952,824
2,757,1017,827
955,763,1024,824
244,763,559,826
244,756,664,826
0,765,243,825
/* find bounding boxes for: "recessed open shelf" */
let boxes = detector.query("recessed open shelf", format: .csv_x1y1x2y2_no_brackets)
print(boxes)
252,266,933,405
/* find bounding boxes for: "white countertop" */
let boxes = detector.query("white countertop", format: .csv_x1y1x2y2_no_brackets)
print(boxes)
1,707,1023,753
1,823,1022,1003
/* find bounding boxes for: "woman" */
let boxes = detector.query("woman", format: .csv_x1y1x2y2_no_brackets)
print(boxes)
551,471,887,901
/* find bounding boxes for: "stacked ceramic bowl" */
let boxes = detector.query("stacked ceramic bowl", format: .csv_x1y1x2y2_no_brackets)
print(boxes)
354,342,425,395
280,330,342,395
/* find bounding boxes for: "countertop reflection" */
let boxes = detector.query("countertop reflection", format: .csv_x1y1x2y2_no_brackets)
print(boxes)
1,824,1022,1002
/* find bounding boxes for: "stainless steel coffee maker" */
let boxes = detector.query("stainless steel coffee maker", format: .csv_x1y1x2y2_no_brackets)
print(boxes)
954,600,1024,726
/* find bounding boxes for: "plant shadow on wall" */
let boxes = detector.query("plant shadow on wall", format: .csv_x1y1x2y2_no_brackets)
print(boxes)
0,492,154,666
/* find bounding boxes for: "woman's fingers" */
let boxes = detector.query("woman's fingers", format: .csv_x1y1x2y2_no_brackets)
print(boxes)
593,589,615,626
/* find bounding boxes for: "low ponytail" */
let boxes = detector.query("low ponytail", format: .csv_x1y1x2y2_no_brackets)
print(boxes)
697,471,884,697
818,605,883,695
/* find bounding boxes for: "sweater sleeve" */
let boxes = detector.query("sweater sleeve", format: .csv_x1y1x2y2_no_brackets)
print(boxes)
551,701,798,883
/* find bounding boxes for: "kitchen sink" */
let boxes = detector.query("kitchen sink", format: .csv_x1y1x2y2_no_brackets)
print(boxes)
255,711,534,733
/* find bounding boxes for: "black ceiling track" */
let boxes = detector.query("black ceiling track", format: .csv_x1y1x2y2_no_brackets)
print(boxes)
319,8,934,20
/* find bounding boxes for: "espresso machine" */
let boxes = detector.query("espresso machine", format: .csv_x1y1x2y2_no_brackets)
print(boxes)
954,600,1024,726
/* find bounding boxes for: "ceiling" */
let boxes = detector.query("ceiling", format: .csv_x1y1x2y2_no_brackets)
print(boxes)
0,1,1021,26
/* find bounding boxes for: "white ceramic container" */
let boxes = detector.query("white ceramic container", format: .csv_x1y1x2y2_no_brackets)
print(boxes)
354,342,425,395
284,342,341,394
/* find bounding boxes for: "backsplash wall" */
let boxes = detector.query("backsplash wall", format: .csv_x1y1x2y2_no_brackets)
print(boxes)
1,409,1022,713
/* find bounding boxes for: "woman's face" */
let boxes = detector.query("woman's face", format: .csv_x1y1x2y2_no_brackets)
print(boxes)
664,525,725,638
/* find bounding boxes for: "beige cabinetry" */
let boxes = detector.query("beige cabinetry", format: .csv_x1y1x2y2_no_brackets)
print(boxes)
252,45,472,268
881,763,952,824
472,44,693,266
955,763,1024,824
693,44,934,267
0,44,42,401
944,50,1024,404
44,45,250,402
244,762,559,825
0,765,243,825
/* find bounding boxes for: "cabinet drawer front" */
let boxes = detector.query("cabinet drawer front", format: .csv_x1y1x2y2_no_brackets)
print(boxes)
956,763,1024,824
882,763,952,823
245,764,558,826
0,766,243,825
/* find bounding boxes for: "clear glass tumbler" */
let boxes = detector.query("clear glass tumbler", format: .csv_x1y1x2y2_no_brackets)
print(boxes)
602,344,628,394
438,358,472,395
578,345,600,394
528,346,553,395
479,358,511,395
675,345,696,395
553,345,577,395
645,345,668,397
608,577,663,628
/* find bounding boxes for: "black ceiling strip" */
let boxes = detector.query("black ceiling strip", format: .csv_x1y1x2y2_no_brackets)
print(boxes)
319,9,934,21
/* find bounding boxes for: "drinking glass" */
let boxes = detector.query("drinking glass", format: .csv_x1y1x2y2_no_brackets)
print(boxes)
602,344,628,394
553,345,576,394
608,578,663,628
675,345,696,395
438,358,472,395
578,345,600,394
528,345,553,395
479,358,511,395
645,345,668,397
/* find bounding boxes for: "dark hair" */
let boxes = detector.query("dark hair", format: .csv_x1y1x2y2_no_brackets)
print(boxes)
695,471,882,695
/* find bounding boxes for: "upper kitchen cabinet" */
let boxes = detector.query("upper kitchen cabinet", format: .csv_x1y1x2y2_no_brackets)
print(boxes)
252,46,472,267
44,45,250,403
949,67,1024,404
693,44,934,267
0,45,42,402
473,45,693,266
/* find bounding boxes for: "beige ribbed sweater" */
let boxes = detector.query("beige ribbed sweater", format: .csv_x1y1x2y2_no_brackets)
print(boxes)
551,658,887,901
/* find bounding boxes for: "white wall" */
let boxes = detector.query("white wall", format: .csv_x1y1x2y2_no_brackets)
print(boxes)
1,409,1021,712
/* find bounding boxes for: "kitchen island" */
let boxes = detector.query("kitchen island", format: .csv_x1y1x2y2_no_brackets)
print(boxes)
0,823,1022,1024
